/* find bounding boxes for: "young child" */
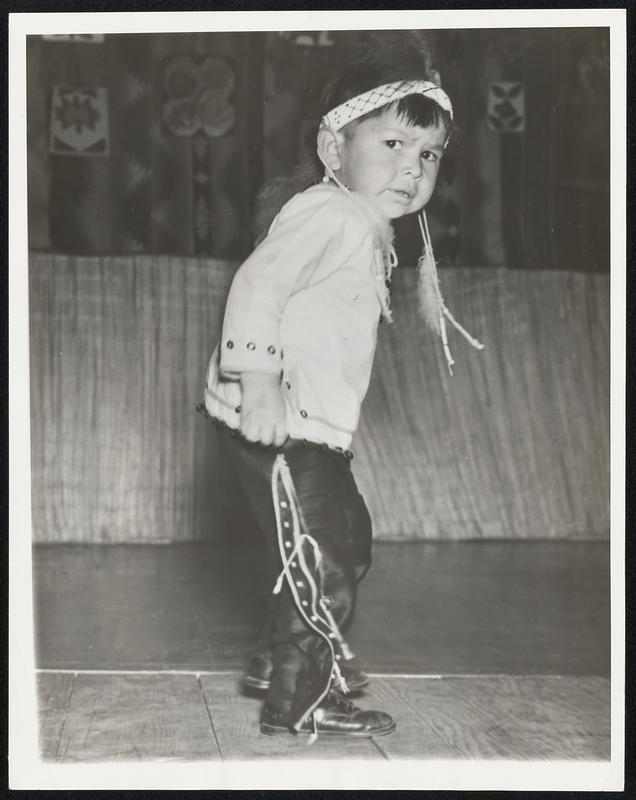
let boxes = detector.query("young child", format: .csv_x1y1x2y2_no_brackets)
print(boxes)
201,50,482,739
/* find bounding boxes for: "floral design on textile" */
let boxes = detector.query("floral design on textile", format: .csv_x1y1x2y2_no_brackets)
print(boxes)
487,82,525,133
50,85,109,156
162,55,235,138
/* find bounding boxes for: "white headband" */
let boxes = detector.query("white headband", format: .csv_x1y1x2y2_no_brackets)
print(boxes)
321,79,454,131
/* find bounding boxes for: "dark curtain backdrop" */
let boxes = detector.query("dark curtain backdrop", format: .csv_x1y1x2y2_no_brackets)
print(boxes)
498,28,609,272
255,27,609,270
27,32,263,260
28,28,609,269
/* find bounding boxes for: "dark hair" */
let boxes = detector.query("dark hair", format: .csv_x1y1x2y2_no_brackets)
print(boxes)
354,94,451,135
252,42,452,244
319,47,452,136
320,48,430,112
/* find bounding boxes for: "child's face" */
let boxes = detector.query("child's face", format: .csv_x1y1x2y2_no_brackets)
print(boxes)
334,107,447,220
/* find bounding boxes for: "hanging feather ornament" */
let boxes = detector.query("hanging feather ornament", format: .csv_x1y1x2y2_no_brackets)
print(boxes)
417,211,485,375
416,221,443,332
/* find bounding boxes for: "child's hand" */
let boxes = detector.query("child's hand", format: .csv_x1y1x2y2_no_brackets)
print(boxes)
239,372,289,447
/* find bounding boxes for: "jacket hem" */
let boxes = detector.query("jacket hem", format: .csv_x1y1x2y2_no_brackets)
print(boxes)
195,404,354,461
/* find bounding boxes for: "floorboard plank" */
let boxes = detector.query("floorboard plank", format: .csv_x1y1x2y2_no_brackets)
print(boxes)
364,677,525,760
55,673,220,761
364,676,610,761
199,673,384,761
38,672,610,763
36,672,75,760
451,676,610,760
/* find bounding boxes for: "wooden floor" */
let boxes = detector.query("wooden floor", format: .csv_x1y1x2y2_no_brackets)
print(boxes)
37,672,610,762
33,541,611,762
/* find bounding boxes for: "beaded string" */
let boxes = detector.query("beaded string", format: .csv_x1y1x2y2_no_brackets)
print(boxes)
416,211,485,375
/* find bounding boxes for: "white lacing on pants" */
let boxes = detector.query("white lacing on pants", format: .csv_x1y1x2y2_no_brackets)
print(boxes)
271,454,353,740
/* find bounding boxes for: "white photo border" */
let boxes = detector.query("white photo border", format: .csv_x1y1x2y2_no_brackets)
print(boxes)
9,7,626,791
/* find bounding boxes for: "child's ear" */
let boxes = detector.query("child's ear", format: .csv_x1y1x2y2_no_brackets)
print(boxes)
316,127,344,173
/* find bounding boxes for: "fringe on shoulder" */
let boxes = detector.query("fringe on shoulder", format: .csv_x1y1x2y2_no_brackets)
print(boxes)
252,155,321,246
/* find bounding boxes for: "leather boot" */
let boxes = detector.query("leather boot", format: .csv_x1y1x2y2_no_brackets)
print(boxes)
260,690,395,738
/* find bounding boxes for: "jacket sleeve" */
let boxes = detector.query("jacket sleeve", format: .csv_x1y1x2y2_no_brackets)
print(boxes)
219,193,372,378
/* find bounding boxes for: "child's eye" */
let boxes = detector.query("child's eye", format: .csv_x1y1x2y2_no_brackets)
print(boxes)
385,140,403,150
421,150,439,162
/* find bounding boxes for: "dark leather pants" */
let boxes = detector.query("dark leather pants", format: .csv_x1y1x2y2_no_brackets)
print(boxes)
218,427,372,727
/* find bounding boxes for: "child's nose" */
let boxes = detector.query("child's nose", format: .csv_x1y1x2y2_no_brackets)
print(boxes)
403,154,423,179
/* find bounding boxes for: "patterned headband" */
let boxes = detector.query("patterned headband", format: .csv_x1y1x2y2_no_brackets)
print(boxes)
321,79,454,131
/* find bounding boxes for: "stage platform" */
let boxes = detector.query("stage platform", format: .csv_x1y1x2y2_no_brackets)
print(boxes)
33,540,610,762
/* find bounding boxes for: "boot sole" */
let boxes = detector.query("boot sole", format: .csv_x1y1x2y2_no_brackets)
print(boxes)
260,721,396,738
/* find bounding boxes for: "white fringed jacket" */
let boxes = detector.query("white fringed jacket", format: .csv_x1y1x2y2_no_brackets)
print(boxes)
203,182,395,451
